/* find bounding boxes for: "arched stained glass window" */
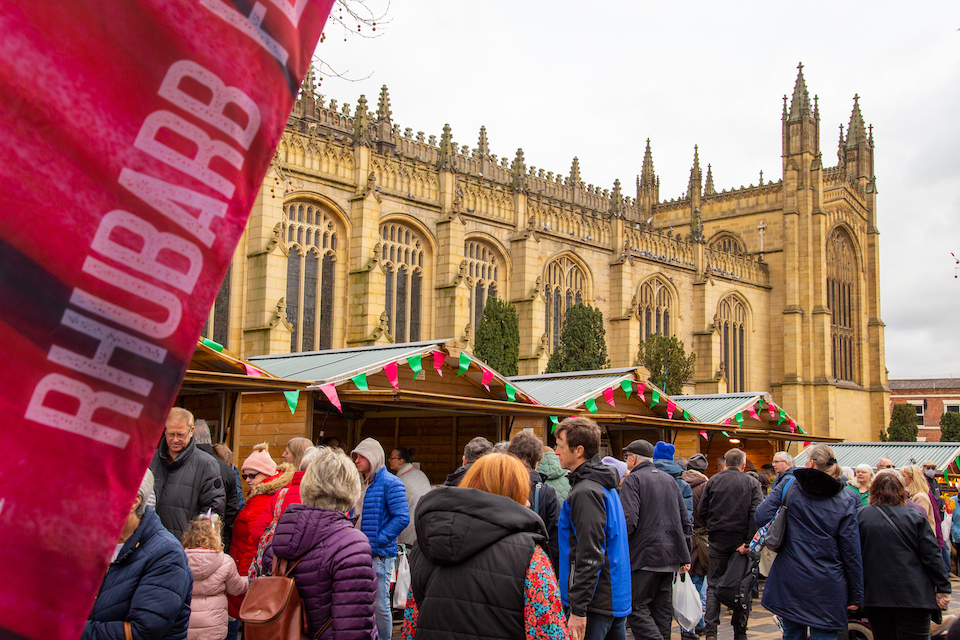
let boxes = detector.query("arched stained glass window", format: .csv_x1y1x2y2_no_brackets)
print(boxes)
637,278,673,340
380,222,423,342
543,256,586,351
827,228,858,383
465,239,502,332
710,234,745,254
718,296,747,392
283,202,339,352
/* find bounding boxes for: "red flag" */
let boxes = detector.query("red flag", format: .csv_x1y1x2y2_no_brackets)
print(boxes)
384,361,400,390
603,386,616,408
666,399,677,419
0,1,333,637
319,383,342,413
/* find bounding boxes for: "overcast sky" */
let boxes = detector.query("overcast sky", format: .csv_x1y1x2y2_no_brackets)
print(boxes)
315,0,960,379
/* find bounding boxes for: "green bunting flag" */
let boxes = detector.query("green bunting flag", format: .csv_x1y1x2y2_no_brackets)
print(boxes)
721,430,730,437
621,379,633,398
283,390,300,414
506,384,517,402
408,354,423,377
458,351,471,376
945,468,950,483
955,456,960,471
758,399,766,411
351,372,368,391
201,338,224,353
683,410,691,421
796,425,805,435
735,412,744,427
651,389,660,406
584,397,599,414
778,409,787,425
550,416,560,432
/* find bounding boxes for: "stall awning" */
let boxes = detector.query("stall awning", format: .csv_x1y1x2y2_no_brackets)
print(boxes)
179,340,310,393
675,392,806,438
796,442,960,471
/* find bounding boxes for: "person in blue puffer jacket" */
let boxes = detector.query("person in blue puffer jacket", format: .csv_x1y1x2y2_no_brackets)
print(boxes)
652,441,694,524
351,437,410,640
82,469,193,640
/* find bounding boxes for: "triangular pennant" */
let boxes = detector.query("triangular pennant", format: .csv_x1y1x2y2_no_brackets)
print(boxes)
603,387,616,408
735,412,744,427
804,441,811,447
201,338,224,353
621,379,633,398
637,382,646,400
319,383,342,413
243,364,263,377
384,361,399,390
550,416,559,433
666,400,677,419
768,402,777,420
955,455,960,471
788,423,796,434
458,351,471,376
700,430,709,439
794,422,804,435
683,410,691,421
721,430,730,437
351,372,369,391
505,384,517,402
758,399,766,411
481,368,494,392
584,397,598,414
432,350,446,377
723,418,732,426
283,390,300,414
945,468,950,483
778,409,787,426
408,354,423,377
747,405,759,421
651,389,660,406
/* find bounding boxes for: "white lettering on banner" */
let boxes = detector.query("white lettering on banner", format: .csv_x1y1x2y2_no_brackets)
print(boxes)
25,374,138,449
25,59,264,448
92,210,204,294
48,309,166,397
136,111,242,198
119,169,227,248
73,257,183,339
159,61,261,151
198,1,290,70
268,0,309,27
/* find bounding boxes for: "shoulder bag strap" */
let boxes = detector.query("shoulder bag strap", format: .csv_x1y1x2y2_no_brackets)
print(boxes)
874,505,920,555
782,477,796,507
534,482,542,513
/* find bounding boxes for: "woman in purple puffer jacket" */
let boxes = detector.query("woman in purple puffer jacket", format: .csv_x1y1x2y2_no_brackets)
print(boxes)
264,447,377,639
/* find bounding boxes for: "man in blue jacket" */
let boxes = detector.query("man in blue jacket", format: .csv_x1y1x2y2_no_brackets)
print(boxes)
556,417,632,640
352,437,410,640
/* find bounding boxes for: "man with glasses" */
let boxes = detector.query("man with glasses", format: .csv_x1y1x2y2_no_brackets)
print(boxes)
149,407,225,540
771,451,796,489
876,457,895,471
623,439,655,472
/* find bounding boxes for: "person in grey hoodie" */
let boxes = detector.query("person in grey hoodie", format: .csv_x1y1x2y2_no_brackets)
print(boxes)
537,446,571,502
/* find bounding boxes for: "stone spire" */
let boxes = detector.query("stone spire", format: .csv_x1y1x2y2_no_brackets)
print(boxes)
568,157,581,187
640,139,656,189
353,94,372,147
837,124,845,165
438,123,454,171
687,146,702,199
845,94,867,147
610,179,624,216
511,148,526,192
376,85,392,123
704,164,716,196
301,65,317,100
476,126,490,159
787,62,811,121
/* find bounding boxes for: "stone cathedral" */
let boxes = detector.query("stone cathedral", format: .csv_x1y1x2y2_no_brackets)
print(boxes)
205,64,888,441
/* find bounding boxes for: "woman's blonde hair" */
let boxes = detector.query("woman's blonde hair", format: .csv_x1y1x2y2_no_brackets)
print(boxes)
901,465,929,497
285,437,313,469
460,452,530,506
805,444,841,478
181,513,223,552
300,447,361,512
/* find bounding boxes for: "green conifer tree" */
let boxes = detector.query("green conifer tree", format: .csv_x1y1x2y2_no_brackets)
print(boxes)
472,297,520,376
544,303,608,373
939,411,960,443
637,334,696,395
883,403,919,442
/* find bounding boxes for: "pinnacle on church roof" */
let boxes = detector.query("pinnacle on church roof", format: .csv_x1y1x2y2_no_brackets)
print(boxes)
511,148,526,191
787,62,812,121
837,124,845,165
568,156,581,187
376,85,392,122
704,164,716,196
477,126,490,158
438,123,454,170
610,179,624,215
687,145,702,198
301,65,317,99
845,94,867,147
353,94,372,147
640,139,656,189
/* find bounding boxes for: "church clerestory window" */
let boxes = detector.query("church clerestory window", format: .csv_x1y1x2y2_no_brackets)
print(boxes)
380,222,423,342
718,296,747,392
827,228,858,383
465,240,501,334
283,202,338,352
543,256,586,351
710,234,745,254
637,277,672,340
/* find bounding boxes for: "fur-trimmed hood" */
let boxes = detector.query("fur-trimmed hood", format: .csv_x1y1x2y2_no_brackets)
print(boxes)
248,464,295,498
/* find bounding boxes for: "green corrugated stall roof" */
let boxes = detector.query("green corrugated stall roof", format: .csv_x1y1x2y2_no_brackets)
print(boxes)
795,442,960,472
509,368,637,409
674,393,766,425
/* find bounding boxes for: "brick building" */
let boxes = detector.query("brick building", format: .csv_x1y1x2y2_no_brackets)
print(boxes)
200,64,889,441
890,379,960,442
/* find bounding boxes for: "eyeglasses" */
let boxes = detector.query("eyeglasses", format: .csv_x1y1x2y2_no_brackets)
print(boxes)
387,456,402,461
165,432,190,441
241,473,259,481
879,465,894,469
623,453,635,462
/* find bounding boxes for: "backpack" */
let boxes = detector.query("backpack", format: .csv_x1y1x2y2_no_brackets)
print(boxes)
715,550,758,630
240,555,330,640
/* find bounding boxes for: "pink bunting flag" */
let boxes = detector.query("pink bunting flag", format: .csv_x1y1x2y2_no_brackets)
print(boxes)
481,368,494,392
637,381,646,399
724,418,733,426
384,361,399,390
804,441,811,447
666,399,677,419
319,383,342,413
789,419,797,432
432,350,446,377
747,405,759,421
603,387,616,408
243,364,263,377
700,430,709,439
768,402,777,420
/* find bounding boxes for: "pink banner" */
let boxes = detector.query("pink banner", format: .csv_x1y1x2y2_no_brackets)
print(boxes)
384,361,400,390
244,363,263,377
319,383,342,413
480,367,494,392
666,399,676,419
603,386,616,408
0,1,333,638
433,350,446,377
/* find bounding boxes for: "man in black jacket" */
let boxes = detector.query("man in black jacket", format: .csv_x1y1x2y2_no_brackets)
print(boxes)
193,420,239,552
442,436,492,486
619,439,692,640
508,429,560,574
699,448,763,640
150,407,225,540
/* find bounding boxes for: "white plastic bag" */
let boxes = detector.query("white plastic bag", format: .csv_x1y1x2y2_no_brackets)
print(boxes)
672,572,702,631
393,551,411,609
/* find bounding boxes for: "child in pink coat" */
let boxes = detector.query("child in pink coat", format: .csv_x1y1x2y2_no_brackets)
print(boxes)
183,514,248,640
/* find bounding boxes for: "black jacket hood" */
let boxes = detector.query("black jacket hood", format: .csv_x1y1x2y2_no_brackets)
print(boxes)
415,486,546,566
571,454,620,491
793,467,844,498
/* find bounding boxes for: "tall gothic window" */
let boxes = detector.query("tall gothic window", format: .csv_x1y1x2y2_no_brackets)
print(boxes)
718,296,747,392
544,256,586,350
827,229,858,383
710,234,745,254
284,202,338,352
201,263,232,349
465,240,501,332
638,278,672,340
381,222,423,342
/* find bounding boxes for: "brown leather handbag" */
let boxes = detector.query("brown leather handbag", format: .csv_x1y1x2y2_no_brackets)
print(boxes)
240,555,317,640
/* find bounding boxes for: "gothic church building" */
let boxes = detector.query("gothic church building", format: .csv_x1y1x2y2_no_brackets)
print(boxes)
206,65,888,441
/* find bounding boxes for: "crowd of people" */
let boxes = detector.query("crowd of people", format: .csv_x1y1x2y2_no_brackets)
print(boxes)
80,410,959,640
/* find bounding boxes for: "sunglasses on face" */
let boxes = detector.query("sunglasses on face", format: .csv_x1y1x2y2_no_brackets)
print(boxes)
241,473,259,481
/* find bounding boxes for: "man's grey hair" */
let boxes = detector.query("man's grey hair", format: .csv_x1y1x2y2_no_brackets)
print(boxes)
193,419,212,445
135,468,155,519
724,448,747,469
492,440,510,453
874,468,906,486
877,457,894,470
773,451,794,466
635,455,653,464
463,437,494,464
